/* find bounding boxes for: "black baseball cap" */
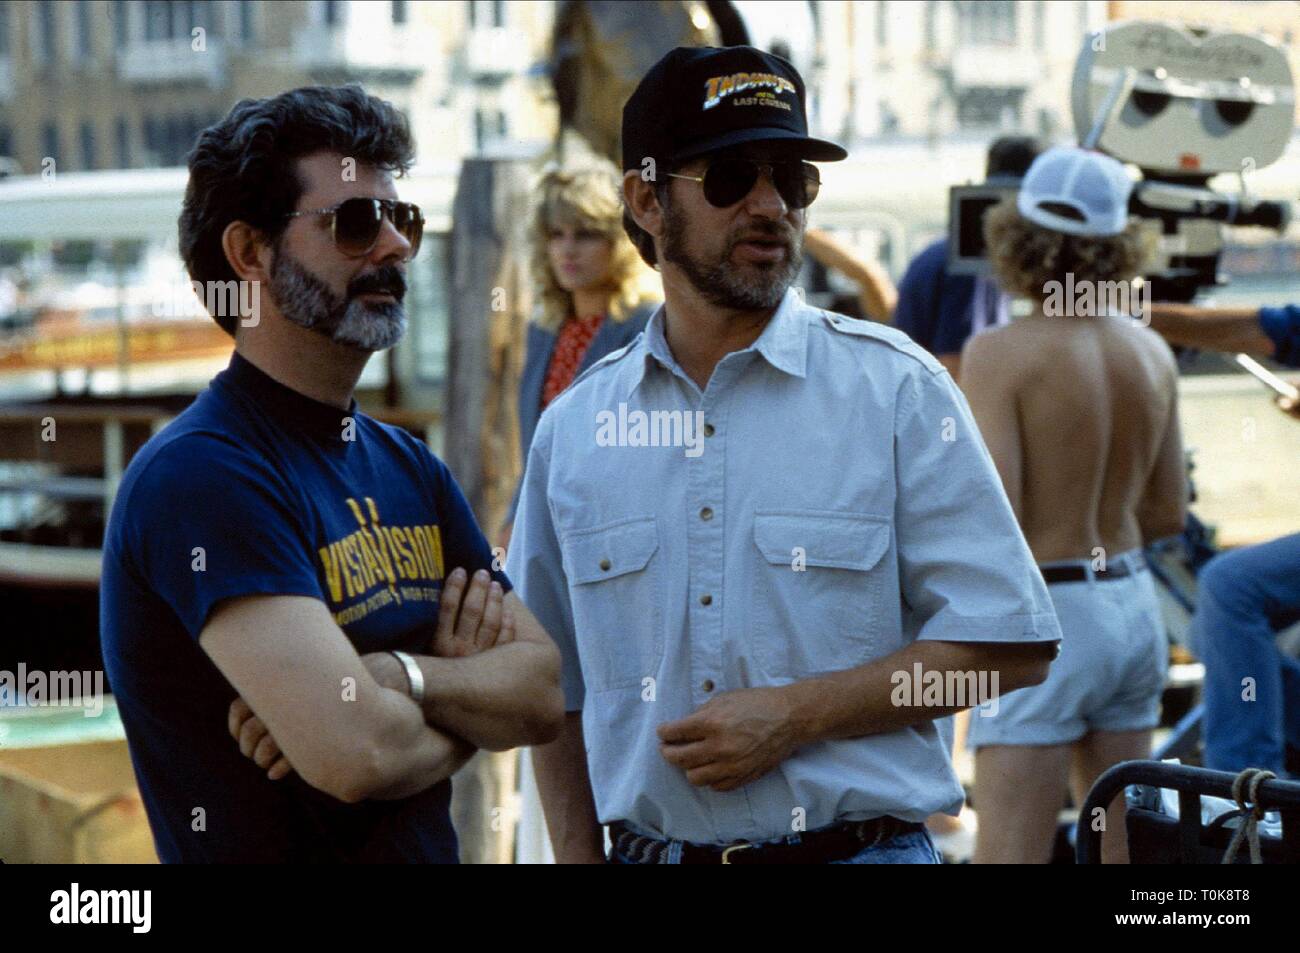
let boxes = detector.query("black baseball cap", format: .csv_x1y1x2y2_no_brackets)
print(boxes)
621,45,848,174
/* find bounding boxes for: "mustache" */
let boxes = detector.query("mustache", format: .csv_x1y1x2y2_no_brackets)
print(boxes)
730,221,797,248
348,266,407,301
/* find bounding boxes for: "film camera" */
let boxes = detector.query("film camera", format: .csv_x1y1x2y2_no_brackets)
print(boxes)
948,19,1295,301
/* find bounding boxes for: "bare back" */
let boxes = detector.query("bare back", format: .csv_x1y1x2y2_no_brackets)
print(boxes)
962,313,1187,563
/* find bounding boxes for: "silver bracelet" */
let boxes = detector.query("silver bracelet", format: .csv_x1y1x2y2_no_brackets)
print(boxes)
389,650,425,706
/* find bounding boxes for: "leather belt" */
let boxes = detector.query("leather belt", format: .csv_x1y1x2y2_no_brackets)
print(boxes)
1040,552,1146,584
608,816,924,865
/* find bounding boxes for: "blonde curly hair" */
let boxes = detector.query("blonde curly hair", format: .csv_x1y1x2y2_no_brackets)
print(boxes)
984,197,1154,304
531,164,659,332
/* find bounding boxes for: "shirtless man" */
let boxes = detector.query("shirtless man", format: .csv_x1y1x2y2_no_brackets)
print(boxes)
959,147,1188,863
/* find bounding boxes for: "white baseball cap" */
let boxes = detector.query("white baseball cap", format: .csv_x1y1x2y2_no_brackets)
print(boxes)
1016,146,1134,237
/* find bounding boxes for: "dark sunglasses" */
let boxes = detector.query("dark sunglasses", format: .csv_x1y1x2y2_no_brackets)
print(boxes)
285,197,425,260
666,158,821,210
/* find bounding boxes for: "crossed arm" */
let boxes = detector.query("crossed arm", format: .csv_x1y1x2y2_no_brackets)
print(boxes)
208,568,563,803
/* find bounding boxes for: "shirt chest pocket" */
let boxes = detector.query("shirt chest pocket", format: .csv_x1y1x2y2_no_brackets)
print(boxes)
747,511,894,680
561,516,664,692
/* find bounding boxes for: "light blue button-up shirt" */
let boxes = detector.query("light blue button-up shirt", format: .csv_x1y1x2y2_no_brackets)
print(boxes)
506,287,1061,844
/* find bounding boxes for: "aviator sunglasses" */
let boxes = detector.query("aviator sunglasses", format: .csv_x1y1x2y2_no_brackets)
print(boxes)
285,197,425,260
666,158,821,210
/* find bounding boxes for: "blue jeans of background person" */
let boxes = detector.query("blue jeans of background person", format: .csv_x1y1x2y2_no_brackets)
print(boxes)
1192,533,1300,776
608,826,941,864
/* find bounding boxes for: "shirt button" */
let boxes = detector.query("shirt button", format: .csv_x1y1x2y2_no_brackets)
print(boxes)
599,558,611,571
702,679,715,692
704,423,715,437
699,593,712,606
699,507,713,521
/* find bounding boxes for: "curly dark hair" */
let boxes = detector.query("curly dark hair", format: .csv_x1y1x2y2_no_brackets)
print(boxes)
984,198,1154,302
179,84,415,336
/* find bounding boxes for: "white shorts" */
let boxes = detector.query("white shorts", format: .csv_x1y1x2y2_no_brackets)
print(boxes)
966,549,1168,749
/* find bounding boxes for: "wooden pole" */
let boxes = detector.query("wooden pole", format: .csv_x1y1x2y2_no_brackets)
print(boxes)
444,156,533,863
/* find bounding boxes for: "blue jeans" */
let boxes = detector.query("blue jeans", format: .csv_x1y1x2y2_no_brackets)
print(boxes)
1191,533,1300,775
827,828,941,864
608,824,941,864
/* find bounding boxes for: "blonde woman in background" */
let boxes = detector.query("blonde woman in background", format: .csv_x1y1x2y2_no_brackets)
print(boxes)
501,164,660,548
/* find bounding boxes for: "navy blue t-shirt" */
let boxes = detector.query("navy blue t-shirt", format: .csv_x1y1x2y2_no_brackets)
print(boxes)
1259,304,1300,368
892,238,1007,357
100,352,509,863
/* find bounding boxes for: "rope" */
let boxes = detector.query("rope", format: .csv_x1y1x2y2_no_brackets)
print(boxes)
1221,768,1276,864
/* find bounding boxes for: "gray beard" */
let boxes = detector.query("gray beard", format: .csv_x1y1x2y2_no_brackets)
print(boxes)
661,204,802,311
269,251,406,352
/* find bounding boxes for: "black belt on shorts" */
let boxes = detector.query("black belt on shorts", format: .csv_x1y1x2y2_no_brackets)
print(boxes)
608,816,923,865
1040,553,1146,584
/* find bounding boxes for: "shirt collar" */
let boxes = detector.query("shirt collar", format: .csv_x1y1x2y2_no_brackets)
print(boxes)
216,351,359,445
628,286,809,398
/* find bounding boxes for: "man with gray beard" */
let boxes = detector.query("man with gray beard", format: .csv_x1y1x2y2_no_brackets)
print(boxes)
100,85,562,862
507,46,1060,864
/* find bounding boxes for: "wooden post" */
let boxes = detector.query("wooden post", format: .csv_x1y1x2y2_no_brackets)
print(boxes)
444,156,534,863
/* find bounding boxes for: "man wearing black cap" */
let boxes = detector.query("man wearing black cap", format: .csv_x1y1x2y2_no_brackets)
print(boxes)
507,46,1060,864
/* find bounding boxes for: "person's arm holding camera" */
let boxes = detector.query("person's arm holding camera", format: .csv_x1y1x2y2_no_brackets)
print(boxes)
1149,301,1300,368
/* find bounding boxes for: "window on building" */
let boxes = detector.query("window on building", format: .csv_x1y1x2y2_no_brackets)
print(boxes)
41,123,61,165
113,0,130,48
956,0,1016,45
34,0,57,64
142,116,157,164
1033,0,1045,51
138,1,218,43
144,0,173,41
923,0,936,48
79,121,96,170
491,0,505,27
957,87,1024,129
323,0,341,27
467,0,476,28
392,0,407,25
165,116,181,164
474,108,507,152
75,0,93,59
239,0,257,44
0,126,13,160
115,117,130,167
875,1,887,46
0,2,10,56
193,0,215,36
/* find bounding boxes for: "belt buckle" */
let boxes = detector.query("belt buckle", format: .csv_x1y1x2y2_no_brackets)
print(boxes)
720,842,754,864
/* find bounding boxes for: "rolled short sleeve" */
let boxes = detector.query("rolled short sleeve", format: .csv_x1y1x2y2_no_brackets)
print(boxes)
124,435,324,641
893,368,1061,645
504,416,585,711
1258,305,1300,368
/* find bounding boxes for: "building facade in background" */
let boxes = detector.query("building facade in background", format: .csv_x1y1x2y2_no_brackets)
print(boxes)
809,1,1101,144
0,0,1295,173
0,0,557,175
